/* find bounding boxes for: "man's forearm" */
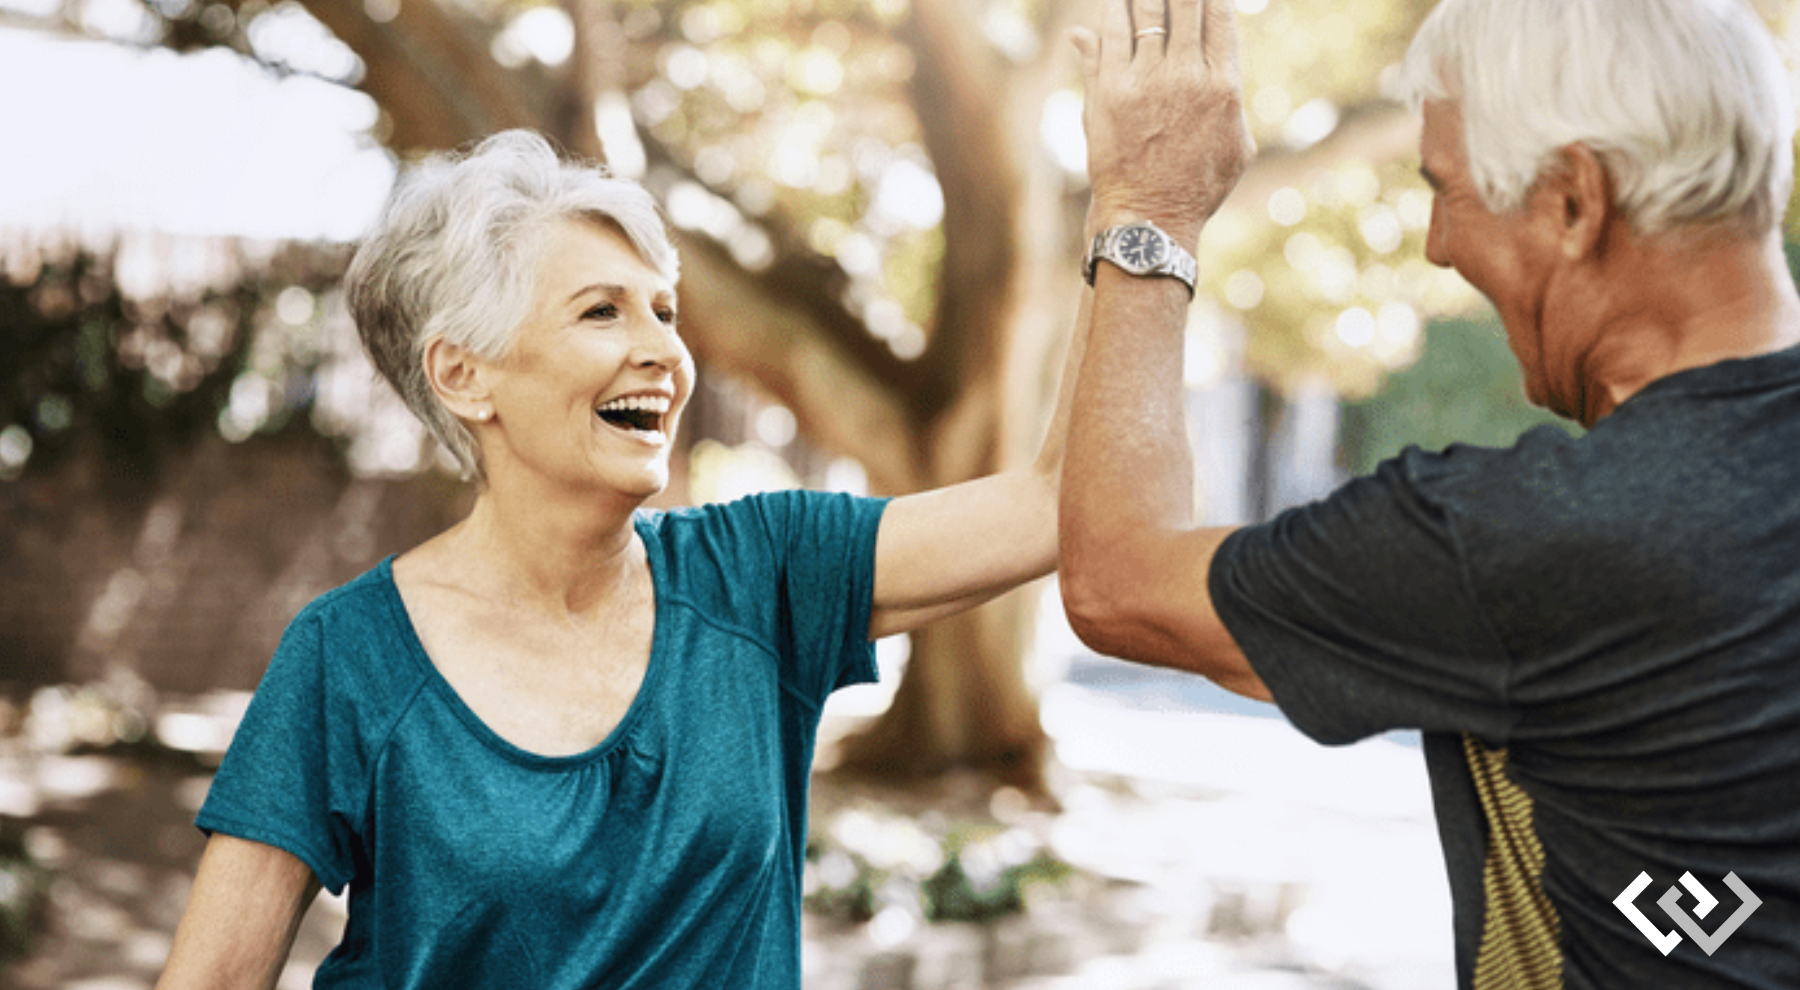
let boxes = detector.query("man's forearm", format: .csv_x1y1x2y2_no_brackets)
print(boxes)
1060,0,1253,656
1061,246,1198,578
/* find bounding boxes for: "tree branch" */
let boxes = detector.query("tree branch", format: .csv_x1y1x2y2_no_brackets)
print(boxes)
285,0,543,153
631,134,935,423
673,231,928,493
897,0,1026,422
1223,102,1420,215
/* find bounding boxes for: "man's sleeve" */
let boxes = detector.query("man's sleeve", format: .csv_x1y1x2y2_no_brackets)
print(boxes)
1208,451,1521,746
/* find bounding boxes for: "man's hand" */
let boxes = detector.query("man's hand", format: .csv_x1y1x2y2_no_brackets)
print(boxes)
1071,0,1255,247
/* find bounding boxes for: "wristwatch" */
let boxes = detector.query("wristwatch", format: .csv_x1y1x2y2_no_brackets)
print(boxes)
1083,220,1197,296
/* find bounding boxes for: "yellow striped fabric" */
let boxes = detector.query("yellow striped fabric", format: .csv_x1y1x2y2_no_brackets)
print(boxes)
1464,733,1565,990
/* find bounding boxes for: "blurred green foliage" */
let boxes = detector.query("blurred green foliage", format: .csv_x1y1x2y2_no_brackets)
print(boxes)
1342,240,1800,474
0,822,48,962
805,813,1075,927
1339,314,1574,475
920,826,1072,924
1,253,248,489
0,247,349,489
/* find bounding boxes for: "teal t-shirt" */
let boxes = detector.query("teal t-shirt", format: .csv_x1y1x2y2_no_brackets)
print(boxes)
197,490,889,989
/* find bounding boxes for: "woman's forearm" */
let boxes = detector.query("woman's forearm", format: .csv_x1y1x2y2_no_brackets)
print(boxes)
865,279,1094,638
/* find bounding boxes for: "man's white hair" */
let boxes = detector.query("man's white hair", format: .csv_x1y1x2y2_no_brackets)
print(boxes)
1397,0,1796,236
345,130,679,482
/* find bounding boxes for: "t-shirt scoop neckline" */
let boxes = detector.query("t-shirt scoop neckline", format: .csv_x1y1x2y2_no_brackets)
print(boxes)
371,513,671,771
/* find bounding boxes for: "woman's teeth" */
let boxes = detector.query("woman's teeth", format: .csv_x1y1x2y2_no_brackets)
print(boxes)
595,395,670,435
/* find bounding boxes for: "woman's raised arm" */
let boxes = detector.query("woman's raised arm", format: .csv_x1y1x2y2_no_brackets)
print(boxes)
866,284,1093,640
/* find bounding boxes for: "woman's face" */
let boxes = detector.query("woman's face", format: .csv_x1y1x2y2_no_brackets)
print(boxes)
480,217,692,500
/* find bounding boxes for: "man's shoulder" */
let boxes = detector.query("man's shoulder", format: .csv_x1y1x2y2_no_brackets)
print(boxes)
1383,424,1590,520
1407,367,1800,521
1391,400,1732,522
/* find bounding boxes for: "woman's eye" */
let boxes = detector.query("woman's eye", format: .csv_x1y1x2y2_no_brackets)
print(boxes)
583,303,619,321
656,309,677,325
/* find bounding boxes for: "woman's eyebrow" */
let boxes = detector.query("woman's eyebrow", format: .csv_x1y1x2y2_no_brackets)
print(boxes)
566,282,627,305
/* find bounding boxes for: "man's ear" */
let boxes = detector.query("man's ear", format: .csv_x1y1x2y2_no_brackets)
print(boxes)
421,336,493,424
1542,142,1614,261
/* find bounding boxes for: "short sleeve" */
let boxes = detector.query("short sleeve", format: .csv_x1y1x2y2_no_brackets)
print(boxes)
758,490,889,705
1208,449,1521,746
196,606,368,894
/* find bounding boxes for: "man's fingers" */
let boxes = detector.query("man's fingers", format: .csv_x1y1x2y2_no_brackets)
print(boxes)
1167,0,1202,60
1099,0,1132,74
1201,0,1243,78
1131,0,1166,53
1070,26,1100,82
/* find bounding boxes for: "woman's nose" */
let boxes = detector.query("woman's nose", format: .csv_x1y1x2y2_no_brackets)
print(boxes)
632,314,686,370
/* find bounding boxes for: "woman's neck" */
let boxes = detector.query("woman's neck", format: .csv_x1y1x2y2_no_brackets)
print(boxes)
443,476,645,620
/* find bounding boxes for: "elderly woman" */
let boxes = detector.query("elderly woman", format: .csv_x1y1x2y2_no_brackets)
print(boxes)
155,129,1086,988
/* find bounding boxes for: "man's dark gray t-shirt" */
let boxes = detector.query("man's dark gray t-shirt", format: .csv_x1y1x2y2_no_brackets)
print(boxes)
1210,344,1800,989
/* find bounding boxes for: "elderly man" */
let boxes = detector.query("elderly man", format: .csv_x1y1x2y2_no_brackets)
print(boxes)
1062,0,1800,986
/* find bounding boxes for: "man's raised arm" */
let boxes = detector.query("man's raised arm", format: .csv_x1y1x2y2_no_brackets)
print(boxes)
1059,0,1268,700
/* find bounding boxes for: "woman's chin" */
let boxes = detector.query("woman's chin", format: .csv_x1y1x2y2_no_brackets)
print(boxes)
607,462,671,501
626,475,669,500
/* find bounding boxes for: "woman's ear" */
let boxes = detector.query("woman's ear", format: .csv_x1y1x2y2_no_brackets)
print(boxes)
422,337,494,424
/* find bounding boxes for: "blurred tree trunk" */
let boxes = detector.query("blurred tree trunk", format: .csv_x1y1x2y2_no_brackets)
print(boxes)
823,0,1087,790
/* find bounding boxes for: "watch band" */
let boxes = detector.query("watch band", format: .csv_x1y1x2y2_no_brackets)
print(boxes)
1083,220,1198,296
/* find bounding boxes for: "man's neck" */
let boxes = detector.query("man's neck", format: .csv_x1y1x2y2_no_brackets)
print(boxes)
1576,229,1800,424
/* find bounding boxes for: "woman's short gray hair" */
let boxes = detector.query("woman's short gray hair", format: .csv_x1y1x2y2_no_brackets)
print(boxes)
345,129,679,481
1398,0,1796,236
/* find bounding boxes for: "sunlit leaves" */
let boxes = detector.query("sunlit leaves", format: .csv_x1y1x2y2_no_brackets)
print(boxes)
492,5,577,68
1204,157,1474,397
880,225,941,339
1787,130,1800,239
610,0,1452,385
1234,0,1421,153
619,0,942,356
0,233,361,479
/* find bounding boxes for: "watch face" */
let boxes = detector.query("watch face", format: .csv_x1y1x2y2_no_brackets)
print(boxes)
1116,225,1167,273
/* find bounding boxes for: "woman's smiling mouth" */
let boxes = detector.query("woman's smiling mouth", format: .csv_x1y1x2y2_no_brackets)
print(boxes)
595,394,672,442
